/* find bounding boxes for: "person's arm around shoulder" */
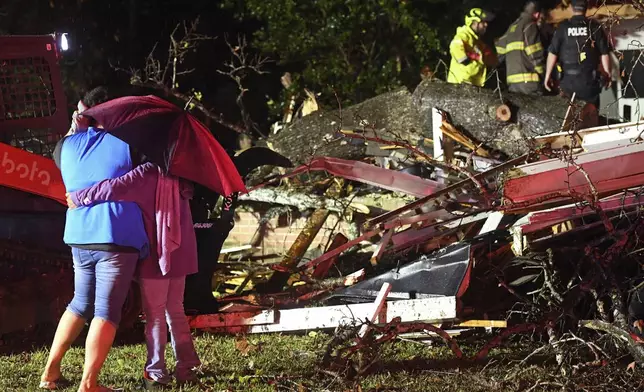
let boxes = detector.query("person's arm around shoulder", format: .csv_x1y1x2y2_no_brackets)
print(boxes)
67,162,158,209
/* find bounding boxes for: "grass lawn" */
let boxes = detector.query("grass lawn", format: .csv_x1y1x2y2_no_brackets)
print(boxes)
1,331,643,391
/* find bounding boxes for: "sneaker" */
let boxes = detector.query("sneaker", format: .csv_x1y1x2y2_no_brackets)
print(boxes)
141,372,171,391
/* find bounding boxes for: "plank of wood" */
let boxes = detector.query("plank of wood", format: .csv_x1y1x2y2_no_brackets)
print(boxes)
300,229,383,272
220,245,257,254
260,207,331,292
358,283,393,337
441,122,491,157
371,229,394,266
440,211,491,229
432,108,447,178
532,121,644,151
219,303,269,313
343,269,366,286
193,296,457,334
456,320,507,328
250,296,457,334
188,310,275,329
397,330,466,339
478,211,505,235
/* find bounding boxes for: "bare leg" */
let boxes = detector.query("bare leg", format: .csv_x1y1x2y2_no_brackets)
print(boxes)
40,310,86,383
76,250,138,391
77,318,116,392
42,247,96,386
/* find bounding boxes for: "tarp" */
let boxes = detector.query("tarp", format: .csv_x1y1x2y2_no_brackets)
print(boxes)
327,242,472,303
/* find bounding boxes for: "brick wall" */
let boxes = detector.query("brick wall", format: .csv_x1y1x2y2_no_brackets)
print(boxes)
225,210,355,257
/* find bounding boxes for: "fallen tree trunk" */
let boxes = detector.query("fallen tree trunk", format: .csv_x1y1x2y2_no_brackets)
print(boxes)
267,80,574,163
239,188,355,213
412,80,573,157
239,187,413,216
265,88,424,165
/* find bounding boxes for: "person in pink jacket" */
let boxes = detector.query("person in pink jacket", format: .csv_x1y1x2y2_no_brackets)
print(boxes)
67,162,201,389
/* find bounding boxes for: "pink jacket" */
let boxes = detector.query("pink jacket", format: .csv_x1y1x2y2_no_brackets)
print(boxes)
70,162,198,279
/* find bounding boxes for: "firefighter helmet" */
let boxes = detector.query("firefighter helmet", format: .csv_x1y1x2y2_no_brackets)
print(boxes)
465,8,495,26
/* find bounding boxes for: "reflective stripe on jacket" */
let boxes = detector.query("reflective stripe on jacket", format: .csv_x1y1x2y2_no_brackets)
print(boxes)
447,25,489,87
496,12,545,86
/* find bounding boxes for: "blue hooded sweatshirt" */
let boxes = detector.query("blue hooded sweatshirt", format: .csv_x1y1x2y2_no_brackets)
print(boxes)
59,127,148,255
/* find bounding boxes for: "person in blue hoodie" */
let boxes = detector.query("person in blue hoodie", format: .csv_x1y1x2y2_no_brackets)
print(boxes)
39,87,149,392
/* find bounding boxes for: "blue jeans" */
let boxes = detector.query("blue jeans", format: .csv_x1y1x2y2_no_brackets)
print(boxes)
140,276,201,383
66,248,138,326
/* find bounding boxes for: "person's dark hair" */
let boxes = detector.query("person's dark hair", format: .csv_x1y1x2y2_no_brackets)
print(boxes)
571,0,588,13
82,86,110,108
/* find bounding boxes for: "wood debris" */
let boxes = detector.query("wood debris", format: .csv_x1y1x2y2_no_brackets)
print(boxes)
197,95,644,376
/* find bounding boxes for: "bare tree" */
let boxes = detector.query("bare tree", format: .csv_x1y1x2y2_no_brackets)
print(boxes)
113,18,270,137
217,34,272,138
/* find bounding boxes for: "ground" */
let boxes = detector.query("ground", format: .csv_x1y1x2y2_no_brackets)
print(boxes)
1,331,644,391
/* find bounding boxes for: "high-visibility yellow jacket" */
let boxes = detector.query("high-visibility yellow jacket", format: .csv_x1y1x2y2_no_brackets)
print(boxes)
495,12,545,86
447,25,492,87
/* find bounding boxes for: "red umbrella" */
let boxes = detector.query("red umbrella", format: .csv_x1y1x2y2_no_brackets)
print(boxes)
82,95,246,196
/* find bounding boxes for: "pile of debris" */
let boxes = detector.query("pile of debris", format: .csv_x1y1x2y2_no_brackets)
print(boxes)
193,80,644,372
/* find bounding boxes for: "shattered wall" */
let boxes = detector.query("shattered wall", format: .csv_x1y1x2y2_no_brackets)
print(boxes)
225,210,357,259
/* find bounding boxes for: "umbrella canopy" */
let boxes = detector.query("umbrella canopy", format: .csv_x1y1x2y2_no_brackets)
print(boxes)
82,95,246,196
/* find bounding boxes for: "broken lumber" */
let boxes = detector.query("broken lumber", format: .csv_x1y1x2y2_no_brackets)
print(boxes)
413,80,572,157
259,207,331,292
188,296,457,334
440,121,491,158
358,283,392,337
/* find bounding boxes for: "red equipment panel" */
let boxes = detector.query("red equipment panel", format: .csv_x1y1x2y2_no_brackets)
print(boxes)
0,142,65,205
0,35,69,157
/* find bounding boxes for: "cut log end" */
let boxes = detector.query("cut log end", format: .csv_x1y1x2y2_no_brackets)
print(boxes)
496,104,512,122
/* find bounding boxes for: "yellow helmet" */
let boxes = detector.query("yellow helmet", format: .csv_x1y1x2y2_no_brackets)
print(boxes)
465,8,495,26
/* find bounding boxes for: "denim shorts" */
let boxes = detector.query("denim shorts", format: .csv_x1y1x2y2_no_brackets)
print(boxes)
67,248,138,326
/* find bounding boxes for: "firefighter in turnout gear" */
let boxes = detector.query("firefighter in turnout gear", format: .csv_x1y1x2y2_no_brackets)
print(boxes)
447,8,496,87
496,1,545,95
544,0,612,107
